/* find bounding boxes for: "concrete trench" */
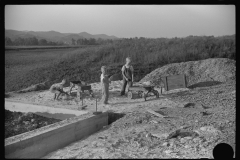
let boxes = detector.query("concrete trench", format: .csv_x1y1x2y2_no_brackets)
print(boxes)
5,101,125,158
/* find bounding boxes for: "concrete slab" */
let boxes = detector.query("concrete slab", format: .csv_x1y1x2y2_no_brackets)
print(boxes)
5,112,108,158
5,100,88,120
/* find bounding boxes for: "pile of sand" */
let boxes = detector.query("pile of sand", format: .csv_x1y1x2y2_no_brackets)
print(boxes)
140,58,235,87
16,81,51,93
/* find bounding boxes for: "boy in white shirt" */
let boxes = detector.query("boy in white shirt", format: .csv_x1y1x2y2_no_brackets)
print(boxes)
100,66,110,104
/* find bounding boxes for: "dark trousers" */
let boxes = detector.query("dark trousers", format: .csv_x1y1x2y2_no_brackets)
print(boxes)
120,79,133,95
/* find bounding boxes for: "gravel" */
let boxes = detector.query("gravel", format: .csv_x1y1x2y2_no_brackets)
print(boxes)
140,58,235,87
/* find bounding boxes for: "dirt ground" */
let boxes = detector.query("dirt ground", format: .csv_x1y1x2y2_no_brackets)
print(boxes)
5,80,235,158
5,110,61,139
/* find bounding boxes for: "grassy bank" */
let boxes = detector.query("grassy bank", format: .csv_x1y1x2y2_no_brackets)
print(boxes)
5,35,235,92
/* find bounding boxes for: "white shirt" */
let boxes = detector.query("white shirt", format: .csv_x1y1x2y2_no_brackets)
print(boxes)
51,82,64,90
100,73,104,82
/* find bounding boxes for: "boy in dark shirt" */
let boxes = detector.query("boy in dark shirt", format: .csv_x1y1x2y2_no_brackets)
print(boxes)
120,57,134,96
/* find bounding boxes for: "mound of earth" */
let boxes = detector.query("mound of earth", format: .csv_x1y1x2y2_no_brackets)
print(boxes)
16,81,51,93
140,58,235,87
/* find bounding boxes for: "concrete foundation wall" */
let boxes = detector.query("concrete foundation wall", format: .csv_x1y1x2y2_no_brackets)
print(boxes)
5,112,108,159
5,100,88,120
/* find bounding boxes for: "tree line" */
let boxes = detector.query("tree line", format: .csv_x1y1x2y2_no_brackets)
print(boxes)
5,36,116,46
71,38,114,45
5,37,64,46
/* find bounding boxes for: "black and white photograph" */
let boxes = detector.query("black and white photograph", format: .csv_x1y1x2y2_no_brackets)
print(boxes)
5,4,235,159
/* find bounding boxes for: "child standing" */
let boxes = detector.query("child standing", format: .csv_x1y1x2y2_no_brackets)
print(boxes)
120,57,134,96
100,66,110,105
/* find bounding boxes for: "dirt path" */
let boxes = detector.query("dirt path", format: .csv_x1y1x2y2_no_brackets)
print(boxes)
5,81,171,113
5,80,236,158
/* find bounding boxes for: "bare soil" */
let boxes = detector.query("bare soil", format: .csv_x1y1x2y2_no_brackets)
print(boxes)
5,79,235,158
5,110,61,139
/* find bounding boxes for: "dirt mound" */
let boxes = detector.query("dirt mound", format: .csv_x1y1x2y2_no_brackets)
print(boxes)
16,81,51,93
140,58,235,87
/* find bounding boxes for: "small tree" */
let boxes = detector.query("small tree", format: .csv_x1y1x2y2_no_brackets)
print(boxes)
39,39,48,46
71,38,76,45
5,37,13,46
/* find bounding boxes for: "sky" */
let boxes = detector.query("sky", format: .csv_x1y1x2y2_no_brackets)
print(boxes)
5,5,235,38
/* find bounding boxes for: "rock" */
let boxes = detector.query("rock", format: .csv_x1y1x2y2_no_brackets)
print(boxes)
169,140,175,147
164,150,172,154
151,133,169,139
146,133,151,138
180,136,192,143
199,126,221,134
180,138,187,143
183,102,195,108
185,136,193,140
151,120,158,124
184,145,190,148
162,142,168,146
17,116,22,122
23,121,30,125
193,137,201,143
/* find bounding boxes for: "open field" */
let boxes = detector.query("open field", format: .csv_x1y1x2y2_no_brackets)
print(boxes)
5,48,78,92
5,46,102,92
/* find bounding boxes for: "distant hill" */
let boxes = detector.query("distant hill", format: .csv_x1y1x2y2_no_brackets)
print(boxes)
5,29,119,43
78,32,118,40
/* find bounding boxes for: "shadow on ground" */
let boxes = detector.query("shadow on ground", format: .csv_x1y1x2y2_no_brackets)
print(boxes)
165,90,196,97
111,96,163,106
5,93,10,98
107,112,126,125
188,81,222,89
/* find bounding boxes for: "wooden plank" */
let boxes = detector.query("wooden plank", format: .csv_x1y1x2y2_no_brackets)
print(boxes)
165,76,169,91
184,74,187,87
146,109,167,118
165,74,186,91
161,76,168,91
